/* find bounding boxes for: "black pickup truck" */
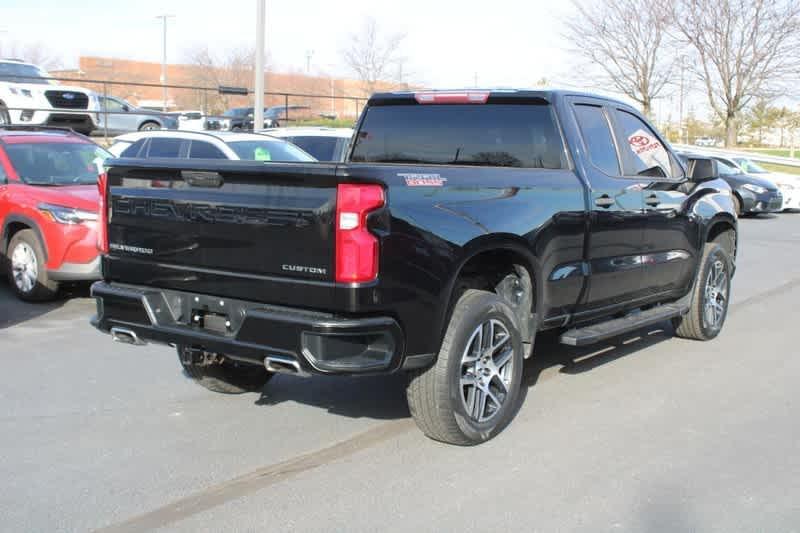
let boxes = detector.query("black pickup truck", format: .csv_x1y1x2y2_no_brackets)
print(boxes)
91,89,737,445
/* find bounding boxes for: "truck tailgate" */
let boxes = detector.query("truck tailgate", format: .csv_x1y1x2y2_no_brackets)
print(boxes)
105,159,338,292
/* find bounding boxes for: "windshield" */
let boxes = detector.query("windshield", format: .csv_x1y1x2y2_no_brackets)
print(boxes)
734,158,769,174
224,108,252,117
6,143,111,185
228,139,316,162
0,62,51,84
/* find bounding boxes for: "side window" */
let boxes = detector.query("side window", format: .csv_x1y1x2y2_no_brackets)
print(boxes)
147,138,184,158
188,141,227,159
614,110,682,179
103,98,125,112
573,104,620,176
0,161,7,184
120,139,147,158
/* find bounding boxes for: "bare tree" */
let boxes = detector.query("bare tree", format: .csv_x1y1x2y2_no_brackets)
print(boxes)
184,46,262,112
0,40,62,70
563,0,675,117
342,17,405,96
669,0,800,147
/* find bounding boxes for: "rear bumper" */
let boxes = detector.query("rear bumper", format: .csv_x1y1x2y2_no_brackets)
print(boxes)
90,282,424,375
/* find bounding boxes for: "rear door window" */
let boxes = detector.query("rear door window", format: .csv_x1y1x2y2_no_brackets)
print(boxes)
188,140,227,159
146,138,185,158
351,103,566,169
572,104,620,176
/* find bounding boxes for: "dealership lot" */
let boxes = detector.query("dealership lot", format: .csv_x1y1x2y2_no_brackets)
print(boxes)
1,214,799,532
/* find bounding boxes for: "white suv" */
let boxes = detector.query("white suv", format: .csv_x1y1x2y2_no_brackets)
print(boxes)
0,59,99,135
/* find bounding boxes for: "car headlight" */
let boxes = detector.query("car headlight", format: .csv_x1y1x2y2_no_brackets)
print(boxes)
8,87,33,97
38,203,98,224
742,184,767,194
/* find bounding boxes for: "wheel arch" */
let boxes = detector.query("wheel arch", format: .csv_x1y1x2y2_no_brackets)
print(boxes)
2,215,47,259
704,214,737,257
437,234,543,355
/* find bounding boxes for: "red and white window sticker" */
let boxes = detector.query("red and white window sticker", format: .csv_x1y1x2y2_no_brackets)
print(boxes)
627,129,670,174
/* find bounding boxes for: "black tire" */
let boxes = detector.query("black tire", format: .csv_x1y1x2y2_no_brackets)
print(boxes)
231,125,242,132
672,242,731,341
177,345,273,394
0,104,10,126
138,121,160,131
406,290,524,445
732,194,743,216
6,229,59,301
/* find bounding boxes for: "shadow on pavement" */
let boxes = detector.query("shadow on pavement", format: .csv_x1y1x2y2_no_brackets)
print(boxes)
252,321,674,423
0,280,91,330
254,372,411,420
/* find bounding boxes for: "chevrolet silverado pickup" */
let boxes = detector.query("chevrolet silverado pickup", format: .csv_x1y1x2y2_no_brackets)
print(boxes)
91,89,738,445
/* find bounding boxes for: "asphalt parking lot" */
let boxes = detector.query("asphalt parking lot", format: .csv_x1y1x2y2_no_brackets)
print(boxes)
1,214,799,533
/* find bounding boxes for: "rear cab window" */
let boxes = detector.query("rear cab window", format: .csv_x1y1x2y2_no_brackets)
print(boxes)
351,101,567,169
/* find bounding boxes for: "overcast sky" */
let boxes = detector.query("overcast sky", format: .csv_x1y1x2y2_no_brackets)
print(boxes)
3,0,707,122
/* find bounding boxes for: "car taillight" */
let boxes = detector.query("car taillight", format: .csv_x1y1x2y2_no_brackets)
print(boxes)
97,172,109,253
335,184,385,283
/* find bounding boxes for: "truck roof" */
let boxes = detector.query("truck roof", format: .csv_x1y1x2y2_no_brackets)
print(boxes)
368,88,632,108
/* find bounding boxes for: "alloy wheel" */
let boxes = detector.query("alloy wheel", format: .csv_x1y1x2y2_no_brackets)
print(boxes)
11,242,38,294
460,319,515,423
703,259,728,330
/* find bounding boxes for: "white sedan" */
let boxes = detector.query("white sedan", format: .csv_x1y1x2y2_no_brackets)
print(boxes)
259,127,353,162
733,157,800,211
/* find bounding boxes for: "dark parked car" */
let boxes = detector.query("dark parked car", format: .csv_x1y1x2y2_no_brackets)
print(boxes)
97,96,178,135
91,89,737,445
680,152,782,215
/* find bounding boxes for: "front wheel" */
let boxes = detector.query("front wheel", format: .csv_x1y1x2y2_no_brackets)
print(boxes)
177,346,273,394
138,121,160,131
672,242,732,341
406,290,524,445
7,229,59,301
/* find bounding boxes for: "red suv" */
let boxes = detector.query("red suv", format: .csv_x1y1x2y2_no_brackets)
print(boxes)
0,127,110,300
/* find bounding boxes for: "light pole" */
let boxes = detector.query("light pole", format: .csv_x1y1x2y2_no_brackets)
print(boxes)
155,15,175,112
253,0,266,131
678,54,687,145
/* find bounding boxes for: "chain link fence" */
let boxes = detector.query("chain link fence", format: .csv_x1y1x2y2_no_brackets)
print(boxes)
0,73,367,143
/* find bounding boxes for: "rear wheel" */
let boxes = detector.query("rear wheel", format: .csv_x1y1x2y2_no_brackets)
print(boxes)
7,230,59,301
406,290,524,445
672,242,731,341
177,345,273,394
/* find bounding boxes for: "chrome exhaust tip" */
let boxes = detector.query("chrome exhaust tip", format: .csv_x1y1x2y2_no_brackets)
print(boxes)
264,355,310,378
110,327,146,346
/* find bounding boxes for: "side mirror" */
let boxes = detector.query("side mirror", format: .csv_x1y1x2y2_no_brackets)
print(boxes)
122,105,130,112
687,157,719,182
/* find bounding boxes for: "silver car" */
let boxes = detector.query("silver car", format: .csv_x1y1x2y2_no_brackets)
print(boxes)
96,96,178,135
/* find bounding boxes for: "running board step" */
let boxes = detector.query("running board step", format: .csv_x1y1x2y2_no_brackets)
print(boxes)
560,304,686,347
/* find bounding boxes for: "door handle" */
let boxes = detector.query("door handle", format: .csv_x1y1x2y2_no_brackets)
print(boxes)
645,195,661,207
595,194,614,208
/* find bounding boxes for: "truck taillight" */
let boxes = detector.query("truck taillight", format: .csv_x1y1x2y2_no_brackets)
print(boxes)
335,184,385,283
97,172,109,253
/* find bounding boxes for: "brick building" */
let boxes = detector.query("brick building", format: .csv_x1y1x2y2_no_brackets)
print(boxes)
51,56,401,119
